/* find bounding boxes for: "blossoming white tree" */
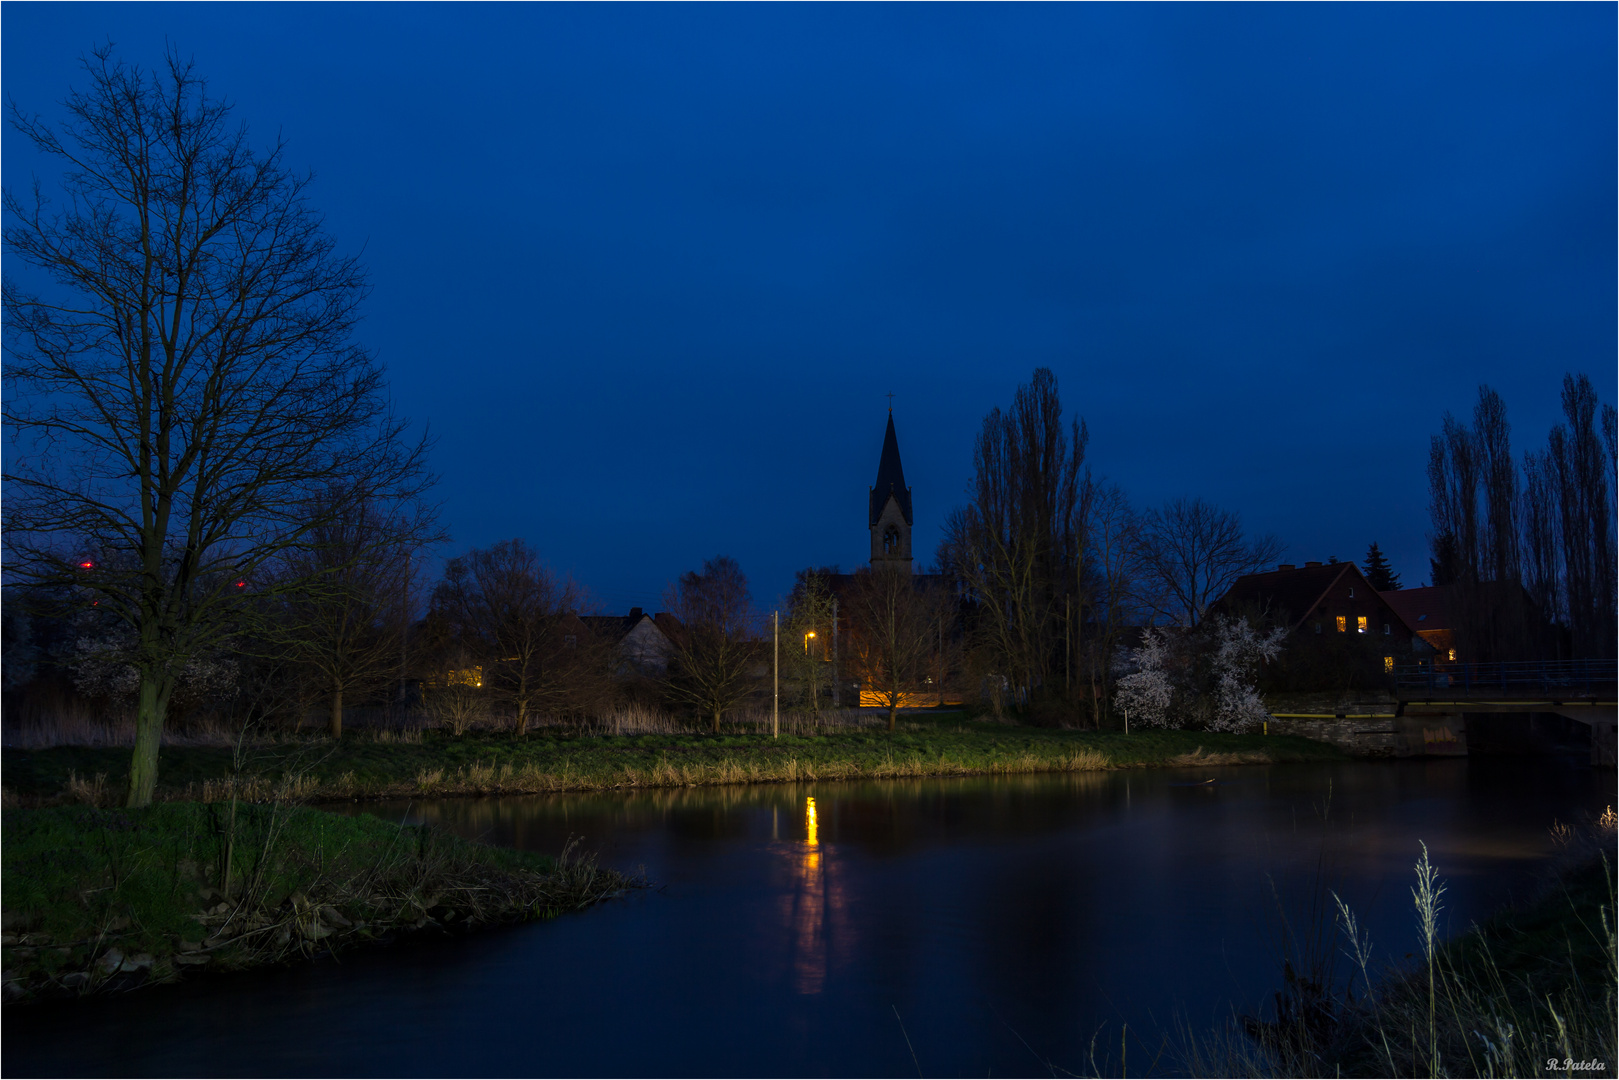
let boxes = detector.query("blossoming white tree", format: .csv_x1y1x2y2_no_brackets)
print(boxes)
1208,615,1287,732
1113,627,1177,728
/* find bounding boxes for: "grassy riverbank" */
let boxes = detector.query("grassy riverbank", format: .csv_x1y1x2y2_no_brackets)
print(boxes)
0,801,636,1004
1186,833,1618,1078
2,720,1344,806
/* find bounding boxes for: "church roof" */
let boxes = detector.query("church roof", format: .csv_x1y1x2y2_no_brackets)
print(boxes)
869,411,913,526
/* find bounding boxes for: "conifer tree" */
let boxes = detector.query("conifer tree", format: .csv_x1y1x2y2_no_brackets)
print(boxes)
1362,542,1402,592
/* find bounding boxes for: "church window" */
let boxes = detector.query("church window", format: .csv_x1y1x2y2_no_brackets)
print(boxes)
884,526,899,554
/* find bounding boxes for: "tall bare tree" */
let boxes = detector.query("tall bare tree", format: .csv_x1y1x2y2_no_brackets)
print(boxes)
429,539,597,736
2,50,430,803
278,496,438,738
938,368,1086,705
845,566,952,732
662,556,758,732
783,568,838,716
1132,497,1282,628
1076,478,1138,723
1548,374,1616,658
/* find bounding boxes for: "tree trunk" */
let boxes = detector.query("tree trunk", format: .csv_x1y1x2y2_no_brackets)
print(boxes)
515,700,528,738
126,675,166,807
888,699,897,732
712,706,721,734
330,687,344,739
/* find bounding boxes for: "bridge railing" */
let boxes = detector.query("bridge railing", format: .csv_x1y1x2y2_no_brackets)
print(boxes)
1394,658,1618,697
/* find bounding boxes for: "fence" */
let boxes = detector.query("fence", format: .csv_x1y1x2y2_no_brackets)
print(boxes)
1394,658,1617,697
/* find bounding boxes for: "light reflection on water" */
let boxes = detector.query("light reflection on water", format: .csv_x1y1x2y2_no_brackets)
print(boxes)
4,755,1611,1078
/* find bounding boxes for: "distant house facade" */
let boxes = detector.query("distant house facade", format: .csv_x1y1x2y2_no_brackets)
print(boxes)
579,607,681,676
1378,586,1454,661
1213,561,1424,668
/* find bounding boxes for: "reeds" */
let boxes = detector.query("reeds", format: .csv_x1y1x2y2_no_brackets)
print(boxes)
1179,811,1619,1078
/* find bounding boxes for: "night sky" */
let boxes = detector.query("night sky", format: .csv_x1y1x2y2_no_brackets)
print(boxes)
4,4,1613,613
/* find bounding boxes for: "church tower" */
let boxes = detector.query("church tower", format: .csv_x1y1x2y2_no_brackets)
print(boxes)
869,410,914,573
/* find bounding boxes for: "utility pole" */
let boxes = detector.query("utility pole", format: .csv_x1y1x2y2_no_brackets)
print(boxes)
773,610,780,739
831,597,840,707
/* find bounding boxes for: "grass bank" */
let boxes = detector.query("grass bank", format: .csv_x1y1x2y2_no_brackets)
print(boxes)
0,801,637,1004
1184,822,1618,1078
2,720,1344,806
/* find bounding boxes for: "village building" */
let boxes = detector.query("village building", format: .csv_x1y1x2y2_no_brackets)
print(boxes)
1379,586,1454,661
578,607,681,676
1212,560,1426,671
868,409,914,574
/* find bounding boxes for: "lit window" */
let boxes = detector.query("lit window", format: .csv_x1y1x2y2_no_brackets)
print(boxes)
1336,616,1347,633
1384,656,1394,673
1356,616,1368,634
1447,648,1456,661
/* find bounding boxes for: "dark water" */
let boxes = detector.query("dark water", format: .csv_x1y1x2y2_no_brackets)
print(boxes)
6,756,1611,1077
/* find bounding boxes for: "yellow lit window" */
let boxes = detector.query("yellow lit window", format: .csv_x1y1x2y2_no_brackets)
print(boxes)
1384,656,1395,673
1335,616,1347,632
1356,616,1368,634
1447,648,1456,661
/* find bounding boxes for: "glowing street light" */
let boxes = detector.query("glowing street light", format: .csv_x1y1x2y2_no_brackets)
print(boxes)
804,630,816,655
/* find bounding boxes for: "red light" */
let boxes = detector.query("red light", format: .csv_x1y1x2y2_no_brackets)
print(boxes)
79,561,94,569
235,581,246,588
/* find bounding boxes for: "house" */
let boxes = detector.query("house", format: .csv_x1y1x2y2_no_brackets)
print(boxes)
578,607,682,676
1379,586,1454,661
1212,561,1423,669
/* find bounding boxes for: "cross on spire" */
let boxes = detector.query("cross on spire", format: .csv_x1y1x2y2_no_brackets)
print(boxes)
886,391,895,412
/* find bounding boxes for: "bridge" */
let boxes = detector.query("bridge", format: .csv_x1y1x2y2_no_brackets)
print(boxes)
1393,659,1616,766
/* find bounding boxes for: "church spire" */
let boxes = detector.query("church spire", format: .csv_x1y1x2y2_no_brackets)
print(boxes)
869,411,912,526
868,410,914,572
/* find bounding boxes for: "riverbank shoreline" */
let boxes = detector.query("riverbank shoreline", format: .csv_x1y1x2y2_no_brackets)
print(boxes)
0,802,639,1006
2,724,1344,808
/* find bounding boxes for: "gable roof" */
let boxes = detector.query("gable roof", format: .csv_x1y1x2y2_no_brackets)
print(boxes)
868,411,913,526
1379,586,1450,632
1215,561,1419,635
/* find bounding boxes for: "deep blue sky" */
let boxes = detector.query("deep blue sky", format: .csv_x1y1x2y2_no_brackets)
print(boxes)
5,4,1613,612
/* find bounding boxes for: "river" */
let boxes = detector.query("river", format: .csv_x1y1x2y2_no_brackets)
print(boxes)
5,755,1610,1077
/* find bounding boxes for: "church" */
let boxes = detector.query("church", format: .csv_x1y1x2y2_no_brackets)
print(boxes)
867,409,915,574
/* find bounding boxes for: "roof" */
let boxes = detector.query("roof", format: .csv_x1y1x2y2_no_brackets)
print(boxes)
579,608,658,644
1379,586,1450,632
1214,561,1398,633
868,411,913,526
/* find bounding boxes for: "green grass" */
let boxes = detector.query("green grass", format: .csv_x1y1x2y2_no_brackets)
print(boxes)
1,801,634,1003
2,719,1344,804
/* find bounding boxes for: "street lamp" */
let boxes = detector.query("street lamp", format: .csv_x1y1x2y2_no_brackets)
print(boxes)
804,630,816,656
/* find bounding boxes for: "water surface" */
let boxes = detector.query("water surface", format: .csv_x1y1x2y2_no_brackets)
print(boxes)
6,756,1609,1077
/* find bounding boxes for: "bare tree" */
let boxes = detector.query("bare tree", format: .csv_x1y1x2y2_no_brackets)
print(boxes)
277,496,438,738
938,368,1087,705
845,566,952,732
1548,374,1616,658
1132,497,1282,628
429,539,598,736
662,556,758,732
2,50,430,804
783,568,838,717
1076,478,1138,723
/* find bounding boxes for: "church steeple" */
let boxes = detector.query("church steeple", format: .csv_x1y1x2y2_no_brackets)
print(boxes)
868,410,914,572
